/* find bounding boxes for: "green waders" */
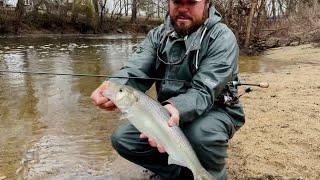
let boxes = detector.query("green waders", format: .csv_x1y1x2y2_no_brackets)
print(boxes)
111,108,236,180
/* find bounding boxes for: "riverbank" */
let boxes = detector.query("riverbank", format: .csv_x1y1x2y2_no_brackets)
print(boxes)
1,14,319,54
0,15,161,35
228,44,320,179
107,44,320,179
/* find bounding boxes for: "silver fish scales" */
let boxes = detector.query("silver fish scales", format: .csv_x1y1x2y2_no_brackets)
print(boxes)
103,81,213,180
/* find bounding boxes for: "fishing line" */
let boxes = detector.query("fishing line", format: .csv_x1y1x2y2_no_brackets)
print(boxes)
0,70,187,82
0,70,269,88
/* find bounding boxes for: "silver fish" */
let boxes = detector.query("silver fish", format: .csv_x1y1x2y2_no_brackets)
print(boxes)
103,82,213,180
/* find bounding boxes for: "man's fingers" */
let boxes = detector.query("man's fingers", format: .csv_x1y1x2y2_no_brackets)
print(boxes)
102,101,115,108
164,104,180,127
91,81,111,106
141,134,166,153
139,133,156,146
168,115,179,127
91,88,106,105
93,98,116,110
105,106,117,111
140,133,148,139
104,101,116,111
148,138,157,147
157,144,166,153
93,97,108,106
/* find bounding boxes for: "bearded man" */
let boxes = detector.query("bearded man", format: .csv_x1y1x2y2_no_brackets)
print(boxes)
91,0,245,179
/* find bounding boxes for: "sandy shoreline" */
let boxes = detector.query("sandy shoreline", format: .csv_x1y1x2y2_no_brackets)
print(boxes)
107,44,320,179
228,44,320,179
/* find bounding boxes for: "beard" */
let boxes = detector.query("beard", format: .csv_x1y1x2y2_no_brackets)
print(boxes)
170,10,207,36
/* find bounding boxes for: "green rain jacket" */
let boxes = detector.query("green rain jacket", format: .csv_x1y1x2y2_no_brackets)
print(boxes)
109,7,245,128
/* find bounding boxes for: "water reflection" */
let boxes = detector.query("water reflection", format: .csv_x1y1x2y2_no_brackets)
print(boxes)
239,54,290,73
0,35,142,179
0,35,288,179
0,61,43,179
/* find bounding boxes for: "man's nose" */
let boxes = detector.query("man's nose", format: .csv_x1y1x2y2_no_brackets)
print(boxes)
176,4,190,12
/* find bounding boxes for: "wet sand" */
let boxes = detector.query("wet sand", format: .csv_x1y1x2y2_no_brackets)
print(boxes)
106,44,320,179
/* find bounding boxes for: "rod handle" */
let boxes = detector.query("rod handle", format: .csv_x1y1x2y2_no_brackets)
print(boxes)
259,82,269,88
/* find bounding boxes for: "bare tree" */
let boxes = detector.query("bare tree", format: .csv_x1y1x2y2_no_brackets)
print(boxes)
15,0,25,32
244,0,257,48
99,0,108,27
131,0,137,22
71,0,99,32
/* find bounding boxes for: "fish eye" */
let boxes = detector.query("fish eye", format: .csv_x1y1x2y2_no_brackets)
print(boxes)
119,88,123,92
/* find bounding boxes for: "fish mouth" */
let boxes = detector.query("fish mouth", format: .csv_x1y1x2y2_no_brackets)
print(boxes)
103,81,123,103
103,87,116,103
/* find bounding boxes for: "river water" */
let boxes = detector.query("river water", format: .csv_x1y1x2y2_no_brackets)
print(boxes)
0,35,281,179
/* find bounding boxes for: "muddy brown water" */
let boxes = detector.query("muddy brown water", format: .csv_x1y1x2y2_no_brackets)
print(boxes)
0,35,291,179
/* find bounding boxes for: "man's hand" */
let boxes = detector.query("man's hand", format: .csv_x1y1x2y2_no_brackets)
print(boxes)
139,103,180,153
164,103,180,127
140,133,166,153
91,81,116,111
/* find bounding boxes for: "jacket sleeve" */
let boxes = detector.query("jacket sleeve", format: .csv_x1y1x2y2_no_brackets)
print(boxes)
108,27,161,92
168,26,239,124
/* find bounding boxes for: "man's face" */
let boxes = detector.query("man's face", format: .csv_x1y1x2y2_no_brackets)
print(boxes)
169,0,208,36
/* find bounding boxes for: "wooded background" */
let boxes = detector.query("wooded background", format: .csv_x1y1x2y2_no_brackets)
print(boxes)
1,0,319,50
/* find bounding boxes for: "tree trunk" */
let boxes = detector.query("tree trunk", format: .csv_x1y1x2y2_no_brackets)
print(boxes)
157,0,160,18
255,0,264,36
119,0,122,15
125,0,128,16
244,0,257,49
147,0,150,19
131,0,137,22
71,0,79,23
90,0,99,32
271,0,276,20
99,0,107,28
15,0,25,33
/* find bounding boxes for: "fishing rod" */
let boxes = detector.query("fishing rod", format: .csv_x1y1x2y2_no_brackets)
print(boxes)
228,81,269,88
219,80,270,106
0,70,269,87
1,69,269,106
0,70,187,82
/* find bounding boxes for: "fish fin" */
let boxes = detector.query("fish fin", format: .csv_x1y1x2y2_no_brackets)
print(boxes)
119,112,134,120
119,113,132,121
119,114,127,120
168,155,188,168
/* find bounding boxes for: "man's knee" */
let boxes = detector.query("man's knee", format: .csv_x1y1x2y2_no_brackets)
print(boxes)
182,113,231,171
184,118,229,150
110,123,136,152
111,126,123,151
187,128,228,147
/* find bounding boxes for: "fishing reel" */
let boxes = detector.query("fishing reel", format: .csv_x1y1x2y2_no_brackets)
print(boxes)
217,81,269,106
